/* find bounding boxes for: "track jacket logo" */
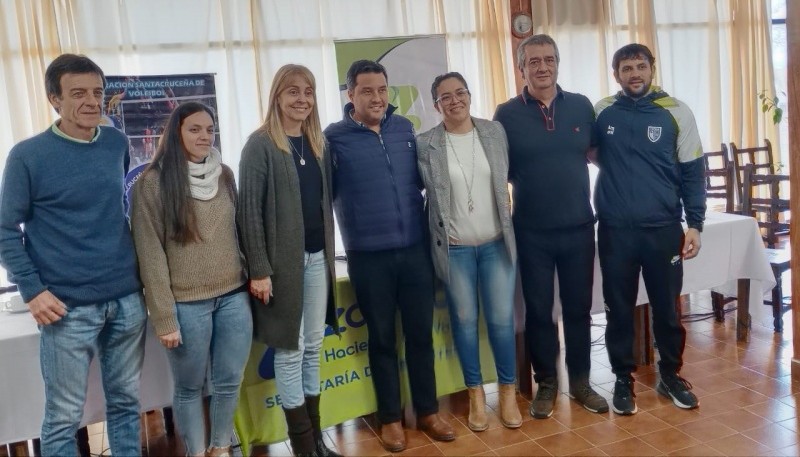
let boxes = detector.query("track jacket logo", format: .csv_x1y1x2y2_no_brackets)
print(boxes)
647,126,662,142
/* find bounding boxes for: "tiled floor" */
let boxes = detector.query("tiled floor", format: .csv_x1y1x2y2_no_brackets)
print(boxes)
5,292,798,456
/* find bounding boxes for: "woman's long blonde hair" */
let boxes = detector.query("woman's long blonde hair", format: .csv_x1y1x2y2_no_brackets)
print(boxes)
256,64,325,158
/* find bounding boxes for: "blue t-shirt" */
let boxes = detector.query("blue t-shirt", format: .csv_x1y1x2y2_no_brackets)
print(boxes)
0,126,142,305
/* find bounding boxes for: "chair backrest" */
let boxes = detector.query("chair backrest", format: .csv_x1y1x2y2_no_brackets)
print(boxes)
730,139,775,203
703,143,734,213
741,163,790,248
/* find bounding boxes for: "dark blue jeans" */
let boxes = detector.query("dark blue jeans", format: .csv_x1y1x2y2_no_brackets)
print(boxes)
346,242,438,424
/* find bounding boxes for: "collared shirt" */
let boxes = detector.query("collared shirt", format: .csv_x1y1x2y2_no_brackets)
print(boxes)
348,110,385,129
51,121,101,143
493,85,597,230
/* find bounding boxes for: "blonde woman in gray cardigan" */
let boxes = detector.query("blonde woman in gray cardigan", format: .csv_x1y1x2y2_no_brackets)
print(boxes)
131,102,251,457
237,64,339,457
416,73,522,432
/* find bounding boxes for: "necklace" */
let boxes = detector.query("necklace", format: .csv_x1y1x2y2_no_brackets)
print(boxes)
445,128,476,213
289,136,306,166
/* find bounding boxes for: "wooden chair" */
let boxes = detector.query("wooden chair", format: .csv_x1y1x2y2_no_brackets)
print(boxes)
703,143,735,213
704,144,737,321
741,164,791,332
730,139,775,203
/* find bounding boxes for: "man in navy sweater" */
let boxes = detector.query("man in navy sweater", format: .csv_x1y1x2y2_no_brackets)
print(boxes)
324,60,453,452
594,44,706,416
0,54,145,457
494,34,608,420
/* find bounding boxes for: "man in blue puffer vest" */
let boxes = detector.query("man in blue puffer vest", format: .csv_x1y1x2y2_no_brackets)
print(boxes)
324,60,454,452
593,44,706,416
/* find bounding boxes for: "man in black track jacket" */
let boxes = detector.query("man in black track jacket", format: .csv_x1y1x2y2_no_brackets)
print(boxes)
594,43,706,416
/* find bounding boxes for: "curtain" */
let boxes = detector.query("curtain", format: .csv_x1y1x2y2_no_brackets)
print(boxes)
727,0,779,153
0,1,63,144
528,0,779,157
0,0,515,169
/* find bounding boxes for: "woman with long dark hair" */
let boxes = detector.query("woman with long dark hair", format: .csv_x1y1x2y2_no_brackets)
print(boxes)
238,64,339,457
131,101,251,457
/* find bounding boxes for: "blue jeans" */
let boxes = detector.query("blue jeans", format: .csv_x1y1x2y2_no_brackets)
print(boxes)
39,291,146,457
446,238,517,387
167,289,252,456
274,251,329,408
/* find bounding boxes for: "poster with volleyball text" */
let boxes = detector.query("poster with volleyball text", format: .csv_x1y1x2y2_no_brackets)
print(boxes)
101,74,218,208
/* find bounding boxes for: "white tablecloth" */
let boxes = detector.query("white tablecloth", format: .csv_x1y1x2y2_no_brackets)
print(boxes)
684,211,777,318
0,313,172,444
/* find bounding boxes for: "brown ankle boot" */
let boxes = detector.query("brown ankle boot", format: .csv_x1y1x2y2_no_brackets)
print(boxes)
498,383,522,428
379,421,406,452
467,386,489,431
417,413,455,442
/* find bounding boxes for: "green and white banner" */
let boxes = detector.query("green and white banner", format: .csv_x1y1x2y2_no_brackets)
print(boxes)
233,277,496,454
333,35,447,133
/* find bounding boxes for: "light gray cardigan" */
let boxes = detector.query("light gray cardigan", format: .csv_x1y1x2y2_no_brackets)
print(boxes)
416,117,516,283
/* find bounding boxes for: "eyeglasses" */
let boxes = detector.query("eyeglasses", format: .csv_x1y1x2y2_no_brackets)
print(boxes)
435,89,471,105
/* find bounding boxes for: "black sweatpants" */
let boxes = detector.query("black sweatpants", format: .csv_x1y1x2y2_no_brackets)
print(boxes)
598,222,687,376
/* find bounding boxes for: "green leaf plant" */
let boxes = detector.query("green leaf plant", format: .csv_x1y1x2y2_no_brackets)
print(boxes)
758,90,784,125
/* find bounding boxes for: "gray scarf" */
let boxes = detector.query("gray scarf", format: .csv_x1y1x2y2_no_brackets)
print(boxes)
187,147,222,200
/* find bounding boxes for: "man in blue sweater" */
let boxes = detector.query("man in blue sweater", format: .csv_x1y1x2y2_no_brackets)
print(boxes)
324,60,454,452
494,34,608,420
0,54,145,456
594,44,706,416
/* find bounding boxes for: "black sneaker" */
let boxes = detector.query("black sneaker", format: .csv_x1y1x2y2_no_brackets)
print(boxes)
612,376,638,416
657,373,699,409
529,378,558,419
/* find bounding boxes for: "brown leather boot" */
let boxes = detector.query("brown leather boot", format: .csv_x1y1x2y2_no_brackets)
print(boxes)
379,421,406,452
467,386,489,431
417,413,455,441
499,383,523,428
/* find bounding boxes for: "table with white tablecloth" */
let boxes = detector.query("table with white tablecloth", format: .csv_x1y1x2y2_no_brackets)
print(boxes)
0,313,173,444
682,211,778,335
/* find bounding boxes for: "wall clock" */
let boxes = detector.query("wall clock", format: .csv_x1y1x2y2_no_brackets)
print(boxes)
512,13,533,38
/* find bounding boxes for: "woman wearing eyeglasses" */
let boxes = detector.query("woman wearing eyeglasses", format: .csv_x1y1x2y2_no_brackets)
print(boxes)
416,72,521,432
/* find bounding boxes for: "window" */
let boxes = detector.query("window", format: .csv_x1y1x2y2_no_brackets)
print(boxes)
771,0,788,170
